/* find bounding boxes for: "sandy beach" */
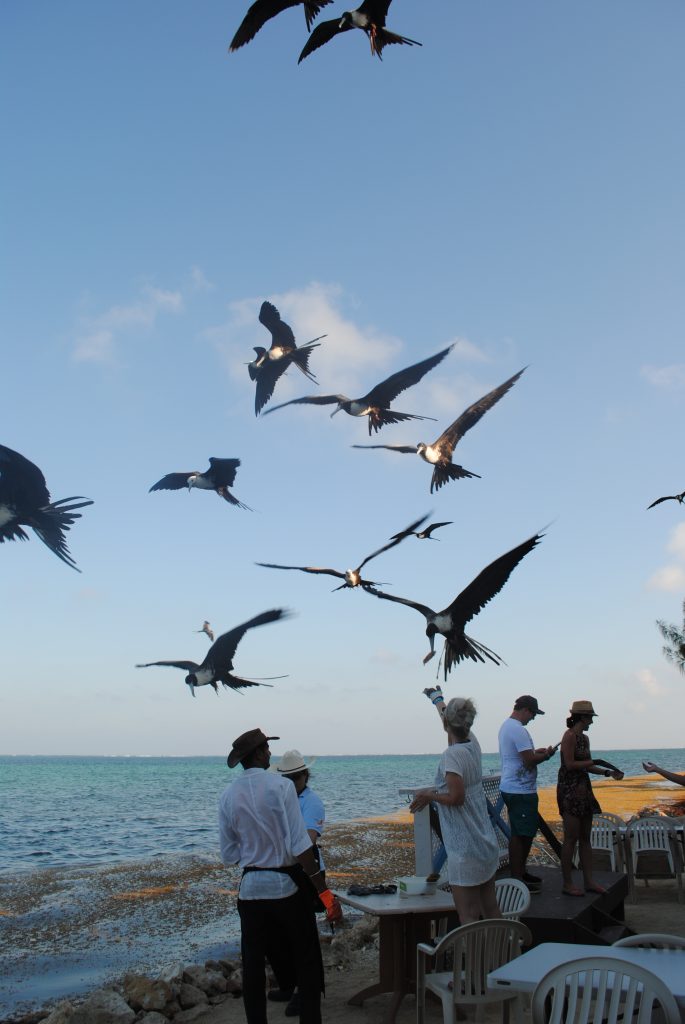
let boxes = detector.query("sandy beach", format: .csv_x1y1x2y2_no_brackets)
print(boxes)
2,775,685,1023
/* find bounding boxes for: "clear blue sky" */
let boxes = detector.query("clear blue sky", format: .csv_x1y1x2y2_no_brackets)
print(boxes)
2,0,684,757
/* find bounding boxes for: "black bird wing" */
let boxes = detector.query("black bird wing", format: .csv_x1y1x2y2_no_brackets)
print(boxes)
256,561,346,581
259,301,296,349
420,521,452,538
443,532,543,629
647,492,685,509
363,345,453,408
298,17,353,62
201,608,292,672
136,660,200,672
254,361,290,416
207,458,241,488
0,444,51,507
357,513,430,570
365,586,435,623
262,393,344,416
351,443,417,454
432,368,525,459
359,0,391,21
230,1,332,50
149,473,195,492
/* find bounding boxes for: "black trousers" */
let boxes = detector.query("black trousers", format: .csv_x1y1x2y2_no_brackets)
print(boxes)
238,888,323,1024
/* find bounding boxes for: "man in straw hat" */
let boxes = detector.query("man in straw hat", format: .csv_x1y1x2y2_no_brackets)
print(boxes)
498,695,557,892
219,728,341,1024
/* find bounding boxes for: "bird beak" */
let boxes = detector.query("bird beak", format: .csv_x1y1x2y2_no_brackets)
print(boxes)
330,406,341,418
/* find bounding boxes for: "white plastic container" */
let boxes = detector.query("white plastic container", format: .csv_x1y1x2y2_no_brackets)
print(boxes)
397,875,437,898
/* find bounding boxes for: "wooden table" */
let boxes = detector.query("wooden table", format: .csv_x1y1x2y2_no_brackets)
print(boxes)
488,942,685,1016
335,889,457,1024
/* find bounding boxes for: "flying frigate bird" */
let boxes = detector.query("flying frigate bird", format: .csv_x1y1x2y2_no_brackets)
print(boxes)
256,512,430,591
137,609,292,696
0,444,93,571
647,490,685,510
248,301,326,416
262,344,452,435
149,458,251,510
230,0,333,51
390,520,452,542
197,621,215,642
298,0,421,62
365,531,543,679
351,367,525,491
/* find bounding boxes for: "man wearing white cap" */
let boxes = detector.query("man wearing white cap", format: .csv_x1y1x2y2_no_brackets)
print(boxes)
219,728,341,1024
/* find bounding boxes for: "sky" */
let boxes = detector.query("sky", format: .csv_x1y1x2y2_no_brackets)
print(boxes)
2,0,684,758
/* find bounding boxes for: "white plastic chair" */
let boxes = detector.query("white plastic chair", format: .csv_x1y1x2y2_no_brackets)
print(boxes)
416,918,532,1024
590,814,625,872
613,932,685,949
531,955,681,1024
626,816,683,903
494,877,531,920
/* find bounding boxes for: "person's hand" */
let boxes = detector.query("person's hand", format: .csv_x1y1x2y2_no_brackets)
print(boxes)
610,769,624,780
423,686,444,705
319,889,343,925
409,789,433,813
643,760,657,773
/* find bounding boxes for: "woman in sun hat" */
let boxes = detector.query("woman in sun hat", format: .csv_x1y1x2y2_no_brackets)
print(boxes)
557,700,623,896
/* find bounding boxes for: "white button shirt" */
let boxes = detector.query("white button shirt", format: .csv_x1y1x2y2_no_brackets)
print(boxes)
219,767,313,900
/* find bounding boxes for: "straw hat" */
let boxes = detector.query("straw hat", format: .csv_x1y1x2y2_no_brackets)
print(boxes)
270,749,316,775
570,700,598,717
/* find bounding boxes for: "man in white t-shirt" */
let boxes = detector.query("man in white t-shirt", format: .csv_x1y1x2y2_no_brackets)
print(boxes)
498,696,556,892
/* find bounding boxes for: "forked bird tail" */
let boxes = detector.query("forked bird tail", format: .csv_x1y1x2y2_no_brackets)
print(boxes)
430,464,480,493
290,340,322,383
32,496,94,571
368,410,436,435
443,635,504,678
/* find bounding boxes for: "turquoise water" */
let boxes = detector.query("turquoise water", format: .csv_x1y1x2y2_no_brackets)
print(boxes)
2,749,683,873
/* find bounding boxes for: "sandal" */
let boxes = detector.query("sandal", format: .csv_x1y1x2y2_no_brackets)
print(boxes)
586,883,608,894
562,886,585,897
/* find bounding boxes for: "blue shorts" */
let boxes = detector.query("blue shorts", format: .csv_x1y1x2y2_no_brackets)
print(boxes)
501,791,538,838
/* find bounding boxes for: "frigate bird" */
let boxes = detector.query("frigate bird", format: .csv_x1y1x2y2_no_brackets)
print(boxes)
248,301,325,416
0,444,93,571
230,0,333,51
352,368,525,490
137,609,292,696
648,491,685,510
298,0,421,62
263,345,452,435
197,621,215,642
149,458,251,510
365,531,543,679
390,520,452,541
257,513,430,591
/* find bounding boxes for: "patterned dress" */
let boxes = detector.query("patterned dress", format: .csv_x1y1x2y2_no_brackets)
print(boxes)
434,734,500,886
556,731,601,818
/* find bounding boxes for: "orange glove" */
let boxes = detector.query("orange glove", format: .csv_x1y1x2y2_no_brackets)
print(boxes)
319,888,343,925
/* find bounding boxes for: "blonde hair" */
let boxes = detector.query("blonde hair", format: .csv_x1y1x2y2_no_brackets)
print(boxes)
444,697,477,738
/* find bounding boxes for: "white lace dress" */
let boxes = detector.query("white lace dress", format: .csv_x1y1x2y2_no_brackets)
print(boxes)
435,734,500,886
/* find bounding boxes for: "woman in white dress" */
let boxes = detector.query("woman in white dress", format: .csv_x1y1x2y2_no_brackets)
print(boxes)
410,696,501,924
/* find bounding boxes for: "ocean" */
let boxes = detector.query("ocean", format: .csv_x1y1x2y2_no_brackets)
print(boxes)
2,749,683,873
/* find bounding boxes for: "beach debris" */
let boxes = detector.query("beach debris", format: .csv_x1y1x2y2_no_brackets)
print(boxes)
149,458,251,510
352,367,525,492
0,443,93,571
365,530,544,679
248,300,325,416
230,1,333,51
136,608,293,696
298,1,422,63
256,512,430,592
647,489,685,509
262,344,453,435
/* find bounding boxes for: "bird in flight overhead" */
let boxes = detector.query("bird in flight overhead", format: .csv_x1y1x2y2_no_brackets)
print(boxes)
230,1,333,51
647,490,685,509
352,368,525,491
137,609,292,696
298,0,421,62
197,621,215,642
248,301,325,416
365,531,543,679
149,458,251,510
0,444,93,572
263,345,452,435
257,513,430,591
390,520,452,542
